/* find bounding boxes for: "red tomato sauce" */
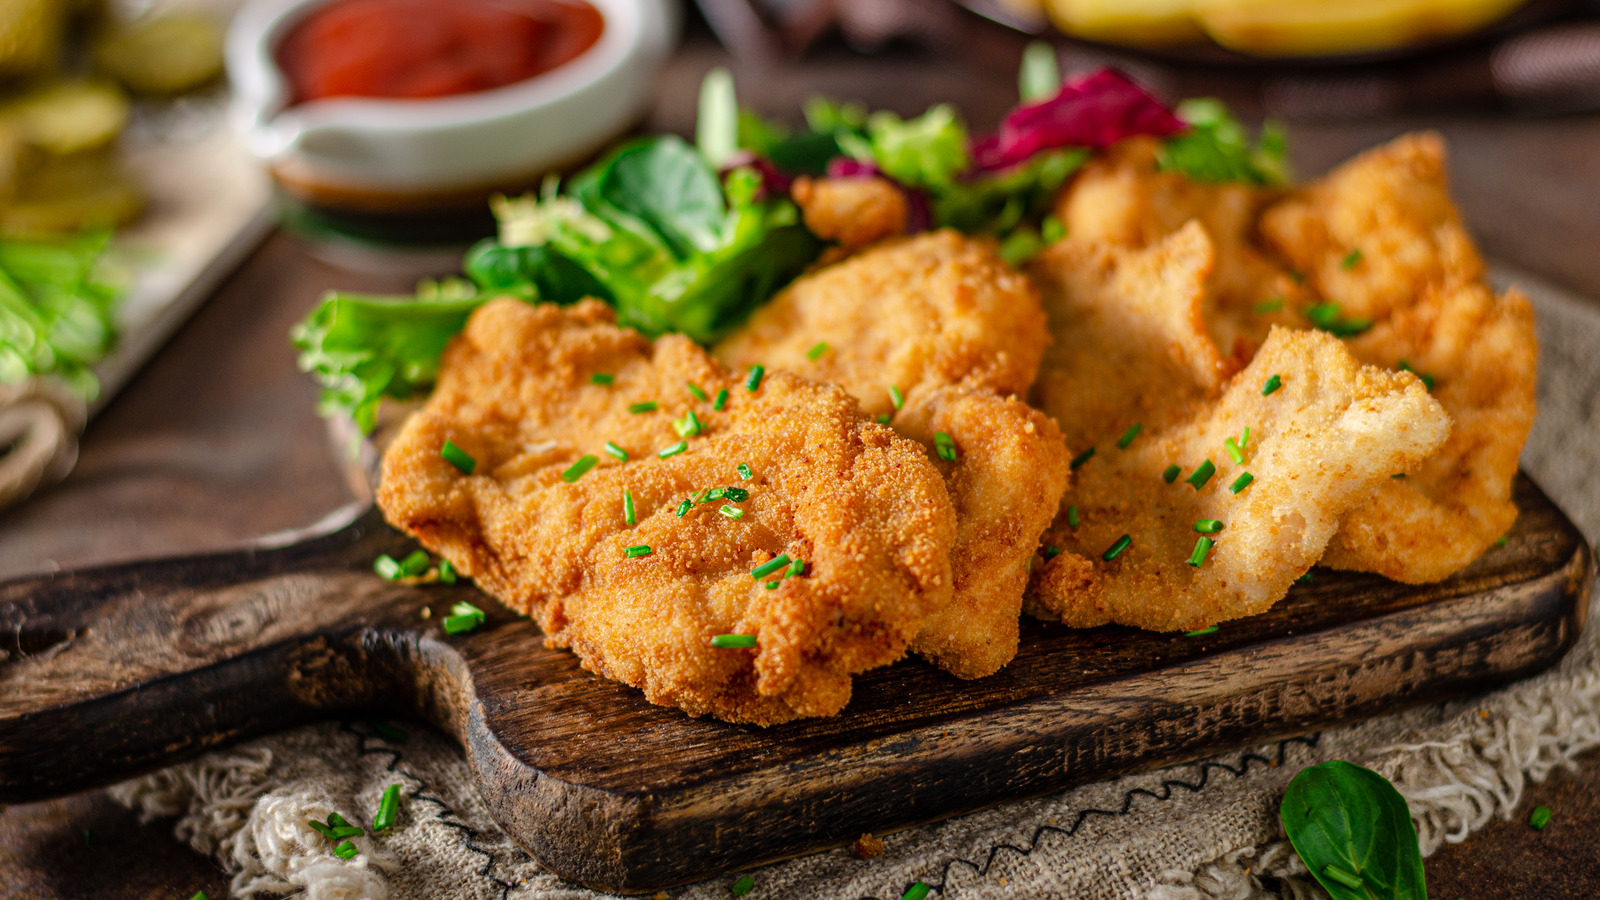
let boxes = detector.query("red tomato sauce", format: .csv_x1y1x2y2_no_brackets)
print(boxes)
277,0,604,104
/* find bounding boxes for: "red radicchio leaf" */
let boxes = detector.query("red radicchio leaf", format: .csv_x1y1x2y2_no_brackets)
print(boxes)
972,68,1185,172
821,157,932,232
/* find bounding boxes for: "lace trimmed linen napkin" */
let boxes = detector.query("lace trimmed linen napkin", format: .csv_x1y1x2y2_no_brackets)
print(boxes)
111,267,1600,900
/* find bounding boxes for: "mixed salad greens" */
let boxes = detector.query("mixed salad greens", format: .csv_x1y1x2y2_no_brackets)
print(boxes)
293,46,1288,431
0,231,123,399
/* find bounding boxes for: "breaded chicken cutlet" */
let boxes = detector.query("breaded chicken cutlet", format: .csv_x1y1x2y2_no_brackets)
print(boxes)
377,299,958,725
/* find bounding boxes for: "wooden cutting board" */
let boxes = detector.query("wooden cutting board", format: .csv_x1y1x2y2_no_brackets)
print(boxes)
0,474,1589,894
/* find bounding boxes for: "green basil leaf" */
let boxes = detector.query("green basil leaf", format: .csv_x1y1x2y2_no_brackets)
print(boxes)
598,136,726,260
1281,760,1427,900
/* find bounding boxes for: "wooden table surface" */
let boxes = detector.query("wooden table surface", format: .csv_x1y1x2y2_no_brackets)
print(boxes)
4,17,1599,899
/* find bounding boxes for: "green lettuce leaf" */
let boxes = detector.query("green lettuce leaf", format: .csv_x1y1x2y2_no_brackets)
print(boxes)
0,231,123,399
1157,98,1289,186
837,104,971,190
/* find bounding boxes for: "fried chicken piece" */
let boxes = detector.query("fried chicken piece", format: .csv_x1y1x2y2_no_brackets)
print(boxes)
713,230,1047,419
791,175,909,251
377,299,957,725
893,385,1070,678
1029,328,1450,632
1028,220,1226,451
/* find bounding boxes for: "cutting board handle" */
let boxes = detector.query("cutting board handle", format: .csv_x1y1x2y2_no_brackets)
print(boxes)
0,505,448,802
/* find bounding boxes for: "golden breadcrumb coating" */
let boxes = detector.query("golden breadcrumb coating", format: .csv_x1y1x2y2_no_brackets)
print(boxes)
713,230,1047,418
377,299,957,725
1029,328,1450,632
791,175,909,251
894,385,1071,678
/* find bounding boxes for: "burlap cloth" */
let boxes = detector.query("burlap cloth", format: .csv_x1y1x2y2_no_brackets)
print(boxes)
110,267,1600,900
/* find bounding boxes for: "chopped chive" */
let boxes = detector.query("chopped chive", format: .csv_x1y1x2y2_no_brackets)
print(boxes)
561,454,599,483
1340,248,1363,270
437,559,457,584
1067,505,1080,528
675,499,693,518
623,489,636,525
1188,536,1215,567
659,441,688,458
1296,571,1315,583
628,401,658,414
687,382,709,402
1194,519,1223,534
691,488,712,503
901,883,931,900
745,365,765,391
737,463,753,481
398,550,430,577
785,558,805,577
1495,534,1510,547
934,431,958,462
751,554,791,580
765,580,780,589
1043,545,1061,559
603,441,629,461
713,388,729,410
720,504,744,519
1262,374,1282,395
1241,426,1251,446
704,487,727,502
371,722,409,743
712,634,757,649
723,487,750,502
1102,534,1132,561
1306,302,1340,327
1529,804,1552,830
1070,446,1095,469
308,819,337,839
1392,473,1407,479
1322,864,1363,890
332,840,358,860
590,373,614,385
442,614,480,634
329,824,364,839
192,892,210,900
450,600,485,621
1397,360,1437,390
806,341,829,361
441,440,476,474
674,411,704,437
327,813,353,829
1117,423,1143,449
374,783,402,831
373,555,402,581
1253,297,1284,314
876,414,892,425
1186,459,1216,490
1229,472,1254,494
1185,625,1219,636
1163,463,1182,483
1224,438,1245,465
889,385,905,409
626,544,652,558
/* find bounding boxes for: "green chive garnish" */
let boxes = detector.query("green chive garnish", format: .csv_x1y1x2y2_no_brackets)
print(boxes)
1241,426,1251,446
1392,473,1407,479
374,784,402,832
1253,297,1284,314
713,388,729,410
745,365,765,391
329,824,364,839
1194,519,1223,533
1262,374,1282,395
605,441,628,461
934,431,958,462
192,892,211,900
687,382,709,402
765,580,780,589
1340,248,1363,270
675,499,693,517
1102,534,1132,561
876,414,892,425
327,813,353,828
399,549,430,577
624,489,636,525
1322,864,1363,890
806,341,829,361
441,440,476,474
1397,360,1436,390
629,401,658,414
1163,464,1182,483
1529,805,1552,830
561,455,599,483
437,559,457,584
1070,446,1095,469
1229,472,1254,494
901,881,931,900
737,463,753,481
308,820,337,839
1188,536,1214,567
1043,545,1061,559
626,544,652,558
889,385,905,410
785,558,805,577
332,840,358,860
1067,505,1080,528
450,600,485,625
751,554,791,580
590,373,614,385
442,614,480,635
659,441,688,458
1296,571,1315,583
704,487,726,501
674,411,704,437
720,504,744,519
373,555,402,581
723,487,749,502
1224,438,1245,465
1187,459,1216,489
712,634,757,649
1495,534,1510,547
1185,625,1219,636
1117,423,1143,449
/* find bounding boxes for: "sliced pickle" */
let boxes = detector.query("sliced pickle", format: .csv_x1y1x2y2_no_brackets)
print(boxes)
94,14,224,95
0,151,142,237
1,80,130,156
0,0,66,79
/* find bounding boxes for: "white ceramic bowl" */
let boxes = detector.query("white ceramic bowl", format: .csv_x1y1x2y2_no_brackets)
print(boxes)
226,0,679,209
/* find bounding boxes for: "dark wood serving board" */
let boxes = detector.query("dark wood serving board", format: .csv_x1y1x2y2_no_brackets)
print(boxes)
0,474,1590,894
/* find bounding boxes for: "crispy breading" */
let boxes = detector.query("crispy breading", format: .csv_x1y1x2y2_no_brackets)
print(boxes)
1321,281,1537,582
377,299,957,725
1028,328,1451,632
792,175,909,251
1027,220,1226,451
893,385,1071,678
713,230,1047,418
